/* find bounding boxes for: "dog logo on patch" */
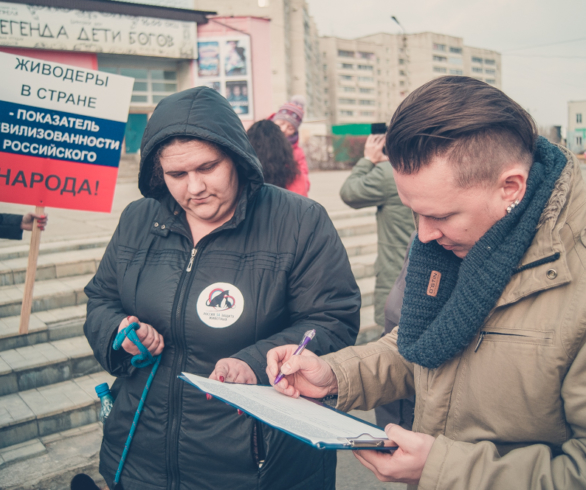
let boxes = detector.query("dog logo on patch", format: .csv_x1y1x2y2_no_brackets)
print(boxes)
197,283,244,328
427,271,441,297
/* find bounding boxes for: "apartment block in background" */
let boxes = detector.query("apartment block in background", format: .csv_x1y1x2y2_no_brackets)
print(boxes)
322,32,501,126
568,100,586,154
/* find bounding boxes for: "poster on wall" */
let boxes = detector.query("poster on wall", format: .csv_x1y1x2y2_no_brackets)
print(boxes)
195,36,253,120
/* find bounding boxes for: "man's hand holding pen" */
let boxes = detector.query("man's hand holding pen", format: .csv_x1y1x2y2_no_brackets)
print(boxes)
266,345,338,399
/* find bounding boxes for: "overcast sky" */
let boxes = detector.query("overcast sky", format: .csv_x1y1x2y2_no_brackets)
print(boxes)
307,0,586,130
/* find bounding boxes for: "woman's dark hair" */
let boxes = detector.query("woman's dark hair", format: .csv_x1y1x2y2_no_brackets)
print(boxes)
149,136,231,199
386,76,538,187
247,120,300,189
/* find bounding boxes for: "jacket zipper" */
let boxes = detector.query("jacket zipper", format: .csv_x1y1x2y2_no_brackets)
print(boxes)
166,244,203,490
186,248,197,272
474,331,531,352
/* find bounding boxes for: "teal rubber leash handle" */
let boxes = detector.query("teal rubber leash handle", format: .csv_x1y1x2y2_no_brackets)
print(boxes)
112,322,162,486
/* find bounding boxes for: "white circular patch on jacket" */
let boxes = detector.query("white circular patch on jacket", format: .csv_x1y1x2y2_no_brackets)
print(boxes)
197,283,244,328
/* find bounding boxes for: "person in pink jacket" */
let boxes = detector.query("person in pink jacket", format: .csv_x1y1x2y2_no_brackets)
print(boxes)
270,96,310,196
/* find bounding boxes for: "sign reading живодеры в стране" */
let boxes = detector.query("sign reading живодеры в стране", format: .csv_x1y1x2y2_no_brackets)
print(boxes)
0,1,197,59
0,52,134,213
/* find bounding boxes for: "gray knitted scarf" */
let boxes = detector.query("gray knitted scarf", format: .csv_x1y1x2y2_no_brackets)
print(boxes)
397,137,567,369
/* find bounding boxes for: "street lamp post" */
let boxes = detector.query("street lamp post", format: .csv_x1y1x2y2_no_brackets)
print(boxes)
391,16,410,97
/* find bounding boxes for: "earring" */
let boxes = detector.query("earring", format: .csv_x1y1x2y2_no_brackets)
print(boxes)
506,199,520,214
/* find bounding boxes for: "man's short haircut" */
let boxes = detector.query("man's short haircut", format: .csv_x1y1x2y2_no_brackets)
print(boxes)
386,76,538,187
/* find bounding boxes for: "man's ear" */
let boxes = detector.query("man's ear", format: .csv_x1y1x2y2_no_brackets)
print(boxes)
498,165,529,204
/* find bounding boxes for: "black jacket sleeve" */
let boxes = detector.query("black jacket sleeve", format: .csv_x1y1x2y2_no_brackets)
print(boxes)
232,203,361,384
0,214,23,240
83,210,133,377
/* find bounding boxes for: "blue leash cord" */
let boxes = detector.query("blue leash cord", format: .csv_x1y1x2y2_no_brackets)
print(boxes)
111,322,162,486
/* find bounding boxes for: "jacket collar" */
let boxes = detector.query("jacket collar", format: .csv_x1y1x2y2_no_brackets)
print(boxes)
496,146,583,307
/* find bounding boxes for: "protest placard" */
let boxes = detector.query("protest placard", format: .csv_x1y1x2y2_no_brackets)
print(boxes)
0,52,133,333
0,51,134,212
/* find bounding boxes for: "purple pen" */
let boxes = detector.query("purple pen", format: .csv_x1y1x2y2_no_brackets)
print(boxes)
274,329,316,385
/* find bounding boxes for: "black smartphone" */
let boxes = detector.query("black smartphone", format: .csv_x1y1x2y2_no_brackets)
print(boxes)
371,123,387,134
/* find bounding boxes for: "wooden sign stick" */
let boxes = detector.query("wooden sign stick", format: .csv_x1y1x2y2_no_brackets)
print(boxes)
19,206,45,335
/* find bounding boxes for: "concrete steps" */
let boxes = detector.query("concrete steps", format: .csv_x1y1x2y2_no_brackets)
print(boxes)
0,204,381,475
0,371,115,449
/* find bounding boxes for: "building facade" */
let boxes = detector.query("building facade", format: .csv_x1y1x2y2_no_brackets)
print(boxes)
568,100,586,154
322,31,502,126
192,0,325,120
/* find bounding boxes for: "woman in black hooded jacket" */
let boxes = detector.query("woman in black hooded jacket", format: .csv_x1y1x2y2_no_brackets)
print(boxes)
84,87,360,490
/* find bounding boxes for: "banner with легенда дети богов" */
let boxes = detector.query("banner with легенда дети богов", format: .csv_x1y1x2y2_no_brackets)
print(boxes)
0,52,134,213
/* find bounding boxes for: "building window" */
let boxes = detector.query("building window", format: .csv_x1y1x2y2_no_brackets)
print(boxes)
449,47,462,54
433,43,446,51
338,50,355,58
399,70,406,76
359,87,374,93
433,66,447,73
340,110,354,116
99,66,177,105
399,58,405,65
358,76,374,82
399,80,405,86
450,69,463,75
449,57,463,65
339,98,356,104
338,63,354,69
472,57,483,63
486,78,496,84
358,64,374,70
577,113,582,123
485,69,496,75
577,136,583,145
342,86,356,92
359,99,375,105
472,67,482,73
358,51,375,60
433,55,447,62
360,111,375,116
484,59,496,65
339,75,353,81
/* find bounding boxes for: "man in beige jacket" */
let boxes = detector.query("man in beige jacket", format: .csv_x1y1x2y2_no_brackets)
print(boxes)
267,76,586,489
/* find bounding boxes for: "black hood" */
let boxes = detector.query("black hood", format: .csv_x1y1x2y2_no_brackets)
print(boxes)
138,86,264,198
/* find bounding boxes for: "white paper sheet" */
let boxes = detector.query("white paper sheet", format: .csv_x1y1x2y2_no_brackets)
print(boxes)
181,373,388,447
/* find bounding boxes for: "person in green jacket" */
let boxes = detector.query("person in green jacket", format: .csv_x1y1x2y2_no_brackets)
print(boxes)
340,133,415,328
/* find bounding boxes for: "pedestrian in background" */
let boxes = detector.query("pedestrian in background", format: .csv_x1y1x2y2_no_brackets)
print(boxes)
340,133,414,328
0,212,47,240
340,134,415,430
271,95,310,196
247,119,307,196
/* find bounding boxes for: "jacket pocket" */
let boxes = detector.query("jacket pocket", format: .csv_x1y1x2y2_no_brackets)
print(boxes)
474,327,554,352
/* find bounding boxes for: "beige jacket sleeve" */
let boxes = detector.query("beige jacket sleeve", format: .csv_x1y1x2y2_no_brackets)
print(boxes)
418,338,586,490
322,328,415,412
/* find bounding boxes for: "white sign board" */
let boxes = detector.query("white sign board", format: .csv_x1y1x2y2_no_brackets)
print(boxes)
0,2,197,59
0,52,134,213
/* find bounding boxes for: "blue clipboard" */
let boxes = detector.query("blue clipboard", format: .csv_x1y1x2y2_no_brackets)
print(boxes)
179,374,397,452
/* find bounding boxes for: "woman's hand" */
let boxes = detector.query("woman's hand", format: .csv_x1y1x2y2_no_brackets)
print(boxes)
210,358,257,384
364,134,388,164
266,345,338,399
21,213,47,231
118,316,164,356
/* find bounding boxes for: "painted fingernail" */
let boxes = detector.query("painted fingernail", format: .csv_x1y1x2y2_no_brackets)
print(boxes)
206,393,212,400
237,409,243,415
219,376,225,382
